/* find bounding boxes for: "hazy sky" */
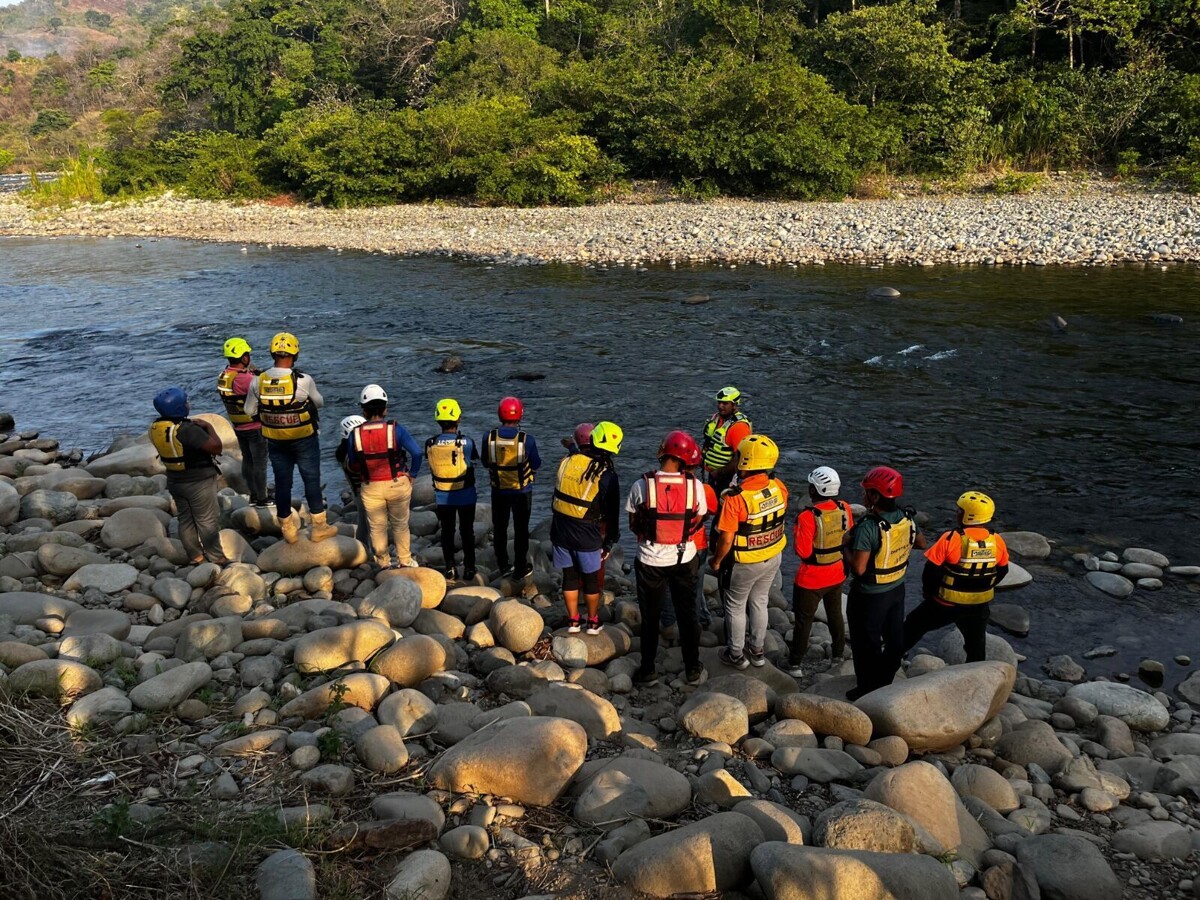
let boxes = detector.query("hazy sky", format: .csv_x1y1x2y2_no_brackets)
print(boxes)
0,0,25,7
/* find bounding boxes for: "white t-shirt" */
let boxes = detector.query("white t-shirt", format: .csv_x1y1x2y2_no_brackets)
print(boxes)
625,471,708,566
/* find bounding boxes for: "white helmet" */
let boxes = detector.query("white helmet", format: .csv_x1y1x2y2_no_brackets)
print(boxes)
360,384,388,405
807,466,841,497
340,415,365,439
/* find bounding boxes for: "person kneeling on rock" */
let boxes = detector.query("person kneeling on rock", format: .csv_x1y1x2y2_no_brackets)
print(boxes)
148,387,231,567
901,490,1009,664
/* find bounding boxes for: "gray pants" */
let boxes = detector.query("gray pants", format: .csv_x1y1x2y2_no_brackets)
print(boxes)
169,476,223,562
724,553,782,656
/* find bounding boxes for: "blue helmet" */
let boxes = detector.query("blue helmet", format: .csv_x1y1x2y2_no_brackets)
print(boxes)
153,387,188,419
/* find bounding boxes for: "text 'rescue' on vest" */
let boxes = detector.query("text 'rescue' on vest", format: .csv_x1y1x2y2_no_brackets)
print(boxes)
805,501,851,566
634,471,702,561
425,435,473,493
149,419,214,474
216,367,255,426
702,411,751,471
939,529,1000,604
485,430,534,491
861,512,916,585
552,452,607,520
732,480,787,563
353,421,409,484
257,370,316,441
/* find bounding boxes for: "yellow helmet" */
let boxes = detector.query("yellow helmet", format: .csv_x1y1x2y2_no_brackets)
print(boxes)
957,491,995,526
223,337,251,359
737,434,779,472
270,332,300,356
591,421,624,455
435,398,462,422
715,386,742,403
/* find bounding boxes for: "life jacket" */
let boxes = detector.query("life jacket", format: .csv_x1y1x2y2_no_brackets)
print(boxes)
552,451,607,520
485,430,534,491
804,501,851,566
426,434,473,493
635,471,701,561
939,529,1000,605
732,479,787,564
352,421,409,483
149,418,214,474
216,366,255,426
702,411,751,470
861,512,916,586
257,370,316,441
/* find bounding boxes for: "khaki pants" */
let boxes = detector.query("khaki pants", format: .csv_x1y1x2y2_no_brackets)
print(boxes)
360,477,413,567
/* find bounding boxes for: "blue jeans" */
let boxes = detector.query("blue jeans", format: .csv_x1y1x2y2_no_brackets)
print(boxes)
268,434,324,518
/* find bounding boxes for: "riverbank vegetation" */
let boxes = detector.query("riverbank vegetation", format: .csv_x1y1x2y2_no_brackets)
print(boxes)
3,0,1200,204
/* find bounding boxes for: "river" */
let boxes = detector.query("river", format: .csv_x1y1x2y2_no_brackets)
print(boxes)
2,237,1198,684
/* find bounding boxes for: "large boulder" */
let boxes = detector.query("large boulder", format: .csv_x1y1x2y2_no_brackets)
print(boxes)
350,578,423,629
994,720,1073,775
701,674,778,724
678,691,750,746
100,507,166,550
549,626,634,667
950,763,1019,813
383,567,447,609
812,799,919,853
0,592,81,625
9,659,101,700
66,686,133,729
86,443,164,478
855,661,1016,751
1000,531,1051,559
776,693,873,746
751,843,959,900
1015,833,1121,900
35,543,108,577
377,688,439,737
527,682,621,740
864,761,989,866
427,716,587,806
574,757,692,827
1066,681,1170,732
278,674,391,719
938,630,1021,666
488,600,545,654
63,563,140,594
256,536,367,576
294,621,395,674
370,635,447,688
611,812,764,897
62,608,131,639
19,489,78,524
129,661,213,711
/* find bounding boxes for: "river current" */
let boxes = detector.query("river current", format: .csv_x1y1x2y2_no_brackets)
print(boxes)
2,237,1198,683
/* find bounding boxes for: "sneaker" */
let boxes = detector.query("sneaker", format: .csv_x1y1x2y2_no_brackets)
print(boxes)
400,559,420,569
633,668,659,687
512,564,532,580
685,665,707,686
586,617,602,636
498,565,514,578
719,647,749,670
567,616,582,634
252,499,270,509
462,568,477,582
443,567,457,581
784,661,804,678
748,648,766,668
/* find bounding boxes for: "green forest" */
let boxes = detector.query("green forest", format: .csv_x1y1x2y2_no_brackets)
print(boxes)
2,0,1200,204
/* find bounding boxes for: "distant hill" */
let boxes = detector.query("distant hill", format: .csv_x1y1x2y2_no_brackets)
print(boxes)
0,0,215,59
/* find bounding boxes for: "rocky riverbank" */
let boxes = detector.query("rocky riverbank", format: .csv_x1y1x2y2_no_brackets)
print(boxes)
3,412,1200,900
2,181,1200,267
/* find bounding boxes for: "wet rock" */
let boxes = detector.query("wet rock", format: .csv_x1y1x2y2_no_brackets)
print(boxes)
611,811,763,897
1066,681,1169,732
278,673,391,719
255,848,316,900
1015,833,1121,900
997,563,1033,589
1137,658,1164,688
294,620,395,674
256,536,367,575
9,659,101,700
371,634,446,687
1000,531,1051,559
1084,571,1134,598
870,287,902,298
435,355,464,374
1177,671,1200,705
350,577,423,628
813,799,918,853
129,661,212,710
752,843,959,900
678,691,749,745
1123,547,1169,567
1042,654,1085,682
988,603,1030,637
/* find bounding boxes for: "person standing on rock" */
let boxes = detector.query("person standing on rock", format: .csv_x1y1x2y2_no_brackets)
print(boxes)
244,332,333,543
784,466,853,678
844,466,926,700
552,421,623,636
710,434,788,670
347,384,424,569
148,387,231,566
336,414,367,545
426,398,479,582
216,336,269,508
481,397,541,579
627,430,708,687
902,490,1009,663
701,386,752,495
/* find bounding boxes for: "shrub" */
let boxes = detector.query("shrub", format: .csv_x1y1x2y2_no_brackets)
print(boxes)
30,108,73,135
157,132,272,199
989,171,1045,194
24,155,106,206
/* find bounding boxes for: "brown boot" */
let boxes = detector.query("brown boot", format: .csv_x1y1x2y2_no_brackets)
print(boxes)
279,510,300,544
309,511,337,542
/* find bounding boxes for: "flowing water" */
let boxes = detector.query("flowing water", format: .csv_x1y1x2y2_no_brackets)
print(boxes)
2,237,1199,684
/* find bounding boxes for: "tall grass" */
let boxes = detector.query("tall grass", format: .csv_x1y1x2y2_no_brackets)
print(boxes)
23,156,106,207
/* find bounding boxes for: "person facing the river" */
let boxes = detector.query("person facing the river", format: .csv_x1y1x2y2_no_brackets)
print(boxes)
481,397,541,580
347,384,424,569
785,466,853,678
701,386,752,494
244,332,332,543
552,421,623,635
216,336,269,509
148,387,230,566
660,456,719,634
902,491,1010,663
563,424,608,586
426,398,479,582
627,430,708,687
336,414,367,546
844,466,927,701
710,434,788,670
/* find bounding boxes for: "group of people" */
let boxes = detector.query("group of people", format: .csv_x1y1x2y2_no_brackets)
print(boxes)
147,333,1011,697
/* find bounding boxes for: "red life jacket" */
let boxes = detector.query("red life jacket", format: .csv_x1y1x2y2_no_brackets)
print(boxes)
352,421,408,483
636,471,701,556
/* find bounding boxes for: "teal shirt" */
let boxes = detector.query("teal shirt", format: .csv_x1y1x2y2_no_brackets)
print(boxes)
850,508,908,594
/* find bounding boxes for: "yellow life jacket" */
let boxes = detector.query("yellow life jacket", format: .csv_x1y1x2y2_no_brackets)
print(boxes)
702,411,751,470
257,370,316,441
552,452,606,520
216,367,255,426
732,479,787,563
426,434,473,493
863,513,915,585
485,430,534,491
940,529,1000,605
808,501,851,566
148,418,214,474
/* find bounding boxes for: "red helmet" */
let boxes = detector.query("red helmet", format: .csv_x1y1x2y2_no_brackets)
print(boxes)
498,396,523,422
862,466,904,499
658,430,701,467
573,423,595,447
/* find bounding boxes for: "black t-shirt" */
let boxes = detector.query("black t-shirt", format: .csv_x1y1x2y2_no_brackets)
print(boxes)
169,420,219,483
